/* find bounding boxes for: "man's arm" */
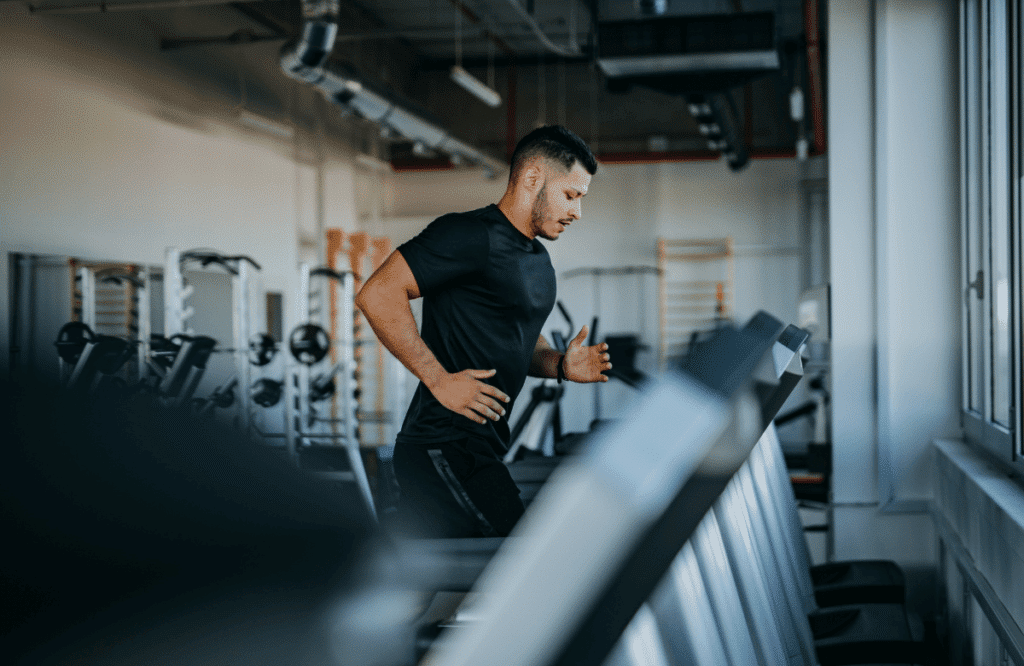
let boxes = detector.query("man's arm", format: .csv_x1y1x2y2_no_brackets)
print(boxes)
355,250,509,425
528,327,612,382
529,335,563,379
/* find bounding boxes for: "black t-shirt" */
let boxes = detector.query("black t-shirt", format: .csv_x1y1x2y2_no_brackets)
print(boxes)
396,204,556,454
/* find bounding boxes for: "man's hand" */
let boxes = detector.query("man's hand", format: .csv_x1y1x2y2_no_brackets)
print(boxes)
428,368,511,425
563,325,612,383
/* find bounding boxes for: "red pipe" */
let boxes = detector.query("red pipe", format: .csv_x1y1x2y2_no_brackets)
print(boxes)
598,150,720,164
750,149,799,160
596,148,813,165
390,147,822,171
805,0,827,154
390,157,455,172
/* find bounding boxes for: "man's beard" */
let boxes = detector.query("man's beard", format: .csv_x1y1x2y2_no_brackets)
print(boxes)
530,184,558,240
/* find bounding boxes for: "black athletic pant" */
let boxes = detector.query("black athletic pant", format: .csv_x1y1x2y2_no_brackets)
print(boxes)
393,436,524,538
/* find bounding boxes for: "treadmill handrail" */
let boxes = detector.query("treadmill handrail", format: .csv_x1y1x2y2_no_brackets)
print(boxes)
424,312,795,666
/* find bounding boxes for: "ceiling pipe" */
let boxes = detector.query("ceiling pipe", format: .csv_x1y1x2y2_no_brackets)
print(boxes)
597,148,806,165
445,0,517,57
29,0,275,13
397,147,807,170
280,0,507,177
501,0,580,57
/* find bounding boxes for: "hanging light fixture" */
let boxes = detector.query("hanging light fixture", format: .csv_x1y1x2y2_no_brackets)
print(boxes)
449,6,501,108
450,66,502,107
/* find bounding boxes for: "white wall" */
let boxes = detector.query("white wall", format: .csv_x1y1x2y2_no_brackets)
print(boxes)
0,7,363,368
827,0,960,606
381,156,821,433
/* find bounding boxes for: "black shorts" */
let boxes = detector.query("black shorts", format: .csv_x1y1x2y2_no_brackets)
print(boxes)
393,436,524,538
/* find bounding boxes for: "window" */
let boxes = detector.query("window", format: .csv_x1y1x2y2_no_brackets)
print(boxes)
960,0,1023,463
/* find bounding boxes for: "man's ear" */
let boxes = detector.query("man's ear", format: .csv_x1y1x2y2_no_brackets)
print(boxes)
521,162,544,193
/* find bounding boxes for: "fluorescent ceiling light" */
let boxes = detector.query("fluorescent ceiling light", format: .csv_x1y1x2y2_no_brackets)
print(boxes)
356,153,389,171
450,65,501,108
237,111,294,139
234,110,292,139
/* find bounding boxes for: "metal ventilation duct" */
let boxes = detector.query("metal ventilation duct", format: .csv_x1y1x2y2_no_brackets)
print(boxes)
596,12,779,79
280,0,507,177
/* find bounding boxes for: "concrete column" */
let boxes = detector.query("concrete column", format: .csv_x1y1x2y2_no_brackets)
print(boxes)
827,1,959,597
828,0,880,506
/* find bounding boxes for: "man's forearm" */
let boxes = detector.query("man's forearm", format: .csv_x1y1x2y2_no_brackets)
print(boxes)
529,338,562,379
355,289,447,389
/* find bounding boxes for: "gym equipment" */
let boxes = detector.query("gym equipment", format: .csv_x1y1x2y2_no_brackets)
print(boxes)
248,333,278,367
414,318,811,590
713,447,924,666
775,374,832,503
658,238,734,368
309,372,336,402
502,301,575,463
250,378,284,408
208,377,237,408
421,311,787,665
179,250,261,274
280,263,375,521
755,424,905,608
504,302,656,507
56,318,137,395
323,230,410,518
55,321,95,364
194,376,239,414
155,335,217,405
165,247,261,434
562,265,658,411
66,261,152,386
93,268,151,385
289,323,331,366
602,335,649,387
62,332,135,393
148,334,182,371
416,317,927,666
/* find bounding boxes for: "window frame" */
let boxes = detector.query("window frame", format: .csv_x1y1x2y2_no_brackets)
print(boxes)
960,0,1023,468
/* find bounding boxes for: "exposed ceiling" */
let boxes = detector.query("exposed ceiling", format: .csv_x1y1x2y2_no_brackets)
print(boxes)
13,0,826,170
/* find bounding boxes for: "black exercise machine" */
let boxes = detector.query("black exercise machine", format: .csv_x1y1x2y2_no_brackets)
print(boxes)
56,323,134,395
417,312,931,666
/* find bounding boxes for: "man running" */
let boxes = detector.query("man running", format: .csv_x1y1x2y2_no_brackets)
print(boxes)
356,125,611,538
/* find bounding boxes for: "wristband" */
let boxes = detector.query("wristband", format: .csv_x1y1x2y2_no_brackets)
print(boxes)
557,354,566,384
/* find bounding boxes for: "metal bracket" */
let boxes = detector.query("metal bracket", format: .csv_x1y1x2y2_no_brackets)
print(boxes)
968,269,985,300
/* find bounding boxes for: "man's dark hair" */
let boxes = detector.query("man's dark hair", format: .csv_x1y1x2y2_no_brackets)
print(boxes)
509,125,598,182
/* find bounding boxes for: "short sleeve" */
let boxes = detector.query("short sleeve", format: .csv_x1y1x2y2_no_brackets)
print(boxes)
398,214,489,296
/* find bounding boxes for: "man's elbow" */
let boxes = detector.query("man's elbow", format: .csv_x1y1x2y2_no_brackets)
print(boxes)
354,287,372,317
355,282,395,320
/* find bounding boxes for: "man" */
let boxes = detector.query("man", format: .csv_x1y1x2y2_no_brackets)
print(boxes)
356,125,611,538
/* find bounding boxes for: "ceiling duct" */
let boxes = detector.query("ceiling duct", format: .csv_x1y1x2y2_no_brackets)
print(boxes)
595,12,777,172
596,12,779,83
635,0,669,17
687,93,748,171
280,0,506,177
